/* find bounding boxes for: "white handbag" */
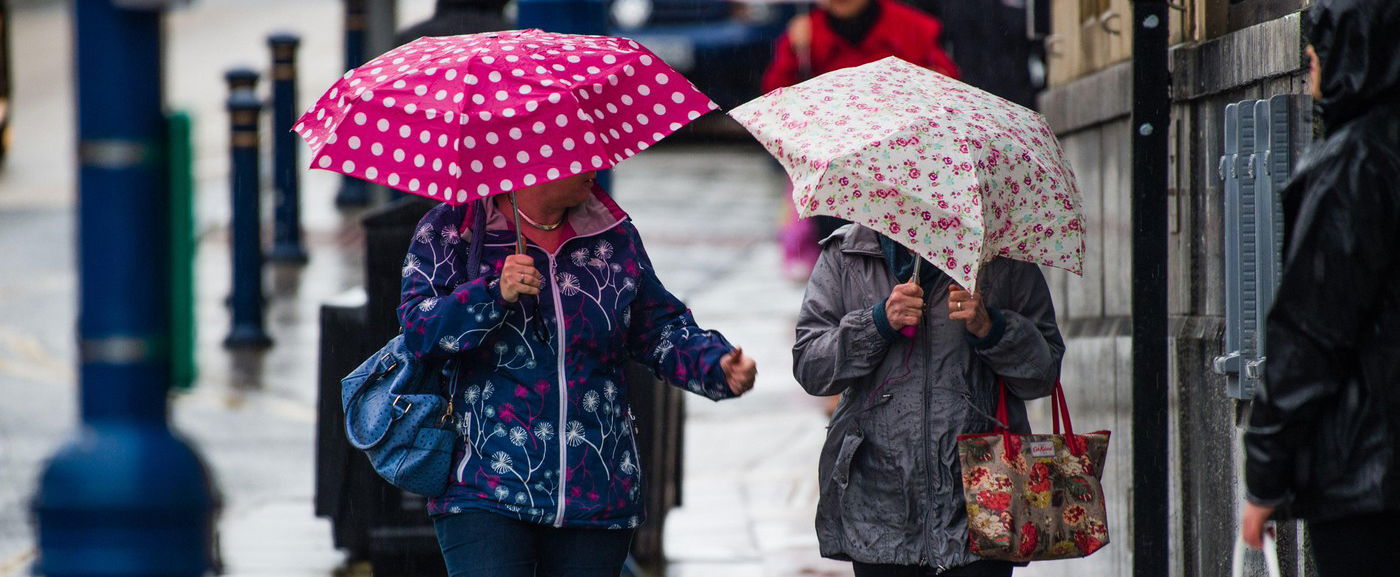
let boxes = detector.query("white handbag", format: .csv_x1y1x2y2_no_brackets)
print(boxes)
1232,529,1282,577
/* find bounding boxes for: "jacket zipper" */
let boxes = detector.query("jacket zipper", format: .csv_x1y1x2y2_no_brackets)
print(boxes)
549,252,569,527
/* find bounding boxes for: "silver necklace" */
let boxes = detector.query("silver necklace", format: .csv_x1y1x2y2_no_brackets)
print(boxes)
518,207,566,231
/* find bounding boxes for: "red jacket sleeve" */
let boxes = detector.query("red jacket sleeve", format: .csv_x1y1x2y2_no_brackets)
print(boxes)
762,33,801,94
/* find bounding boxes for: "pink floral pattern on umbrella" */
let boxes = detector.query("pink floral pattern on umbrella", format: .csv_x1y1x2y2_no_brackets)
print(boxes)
730,57,1085,292
295,29,717,204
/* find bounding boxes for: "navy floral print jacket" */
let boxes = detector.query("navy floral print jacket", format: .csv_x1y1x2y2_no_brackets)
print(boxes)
398,188,737,529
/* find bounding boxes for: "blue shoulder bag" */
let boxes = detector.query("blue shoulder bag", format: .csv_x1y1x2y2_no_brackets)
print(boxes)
340,201,487,497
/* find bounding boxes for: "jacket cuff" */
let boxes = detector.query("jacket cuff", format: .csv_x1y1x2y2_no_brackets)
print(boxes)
1244,489,1290,509
965,306,1007,350
871,302,901,341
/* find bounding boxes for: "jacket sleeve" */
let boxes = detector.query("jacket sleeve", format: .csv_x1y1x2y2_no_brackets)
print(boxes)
761,33,800,94
624,230,737,401
972,260,1064,400
1245,155,1400,505
792,241,895,397
922,19,961,79
398,204,514,359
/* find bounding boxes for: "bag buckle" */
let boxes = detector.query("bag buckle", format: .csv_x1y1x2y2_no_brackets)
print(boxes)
392,395,412,414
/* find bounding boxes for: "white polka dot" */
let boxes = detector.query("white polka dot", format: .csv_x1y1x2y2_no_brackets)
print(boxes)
548,168,560,179
457,189,468,203
586,66,600,75
622,122,633,133
570,161,583,172
425,109,437,120
360,89,375,101
495,90,509,101
609,129,620,139
655,73,669,85
671,92,686,104
427,182,439,196
399,126,412,138
433,158,443,171
638,85,651,96
449,162,460,176
566,55,580,63
365,167,378,179
603,54,617,65
354,112,367,125
524,174,537,186
493,156,507,168
394,149,406,162
383,96,396,107
342,159,356,172
499,179,513,191
388,173,400,186
636,113,650,125
462,136,475,149
583,132,597,144
670,122,682,131
652,132,665,141
377,119,390,132
653,103,668,115
465,74,478,85
472,94,486,105
562,138,575,150
414,154,426,167
453,92,464,104
414,85,428,96
371,142,384,155
444,111,455,123
621,95,634,106
326,133,338,145
316,109,326,121
409,178,420,191
525,100,539,112
606,104,618,115
532,122,547,134
479,111,492,121
405,103,418,114
477,184,491,196
689,110,701,120
623,65,635,76
517,151,530,163
445,69,458,81
471,160,484,172
548,93,562,104
438,134,448,147
488,71,502,82
419,131,432,144
317,155,332,168
640,55,653,66
509,128,523,140
539,145,553,158
592,156,604,168
348,136,361,149
393,79,407,88
294,121,305,133
518,86,533,95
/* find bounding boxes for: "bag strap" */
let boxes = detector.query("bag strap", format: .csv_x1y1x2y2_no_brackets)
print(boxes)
1049,380,1086,455
994,379,1013,447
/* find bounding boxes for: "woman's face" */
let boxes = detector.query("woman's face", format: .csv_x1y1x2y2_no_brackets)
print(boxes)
532,171,597,209
821,0,872,19
1307,45,1322,101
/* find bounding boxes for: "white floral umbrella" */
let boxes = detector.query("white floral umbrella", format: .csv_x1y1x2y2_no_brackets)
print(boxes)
730,57,1085,292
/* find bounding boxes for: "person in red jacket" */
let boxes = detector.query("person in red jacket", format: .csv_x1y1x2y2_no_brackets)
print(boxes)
761,0,959,94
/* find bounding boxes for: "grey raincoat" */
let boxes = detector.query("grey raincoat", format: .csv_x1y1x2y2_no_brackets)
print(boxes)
793,224,1065,571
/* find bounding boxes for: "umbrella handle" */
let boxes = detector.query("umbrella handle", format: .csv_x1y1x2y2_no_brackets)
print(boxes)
509,192,526,255
899,257,921,338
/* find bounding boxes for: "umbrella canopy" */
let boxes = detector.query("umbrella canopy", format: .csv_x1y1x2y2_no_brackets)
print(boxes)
731,56,1084,292
295,29,717,204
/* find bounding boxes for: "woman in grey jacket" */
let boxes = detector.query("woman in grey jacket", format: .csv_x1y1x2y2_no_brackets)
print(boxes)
793,224,1065,577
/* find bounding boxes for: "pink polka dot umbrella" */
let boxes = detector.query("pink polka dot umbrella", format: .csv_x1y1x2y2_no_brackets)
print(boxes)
295,29,717,205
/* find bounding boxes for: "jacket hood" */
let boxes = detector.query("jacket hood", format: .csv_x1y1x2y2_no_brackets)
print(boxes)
1306,0,1400,128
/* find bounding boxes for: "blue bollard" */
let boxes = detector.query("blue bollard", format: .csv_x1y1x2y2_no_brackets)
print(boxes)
335,0,371,207
517,0,613,192
225,89,274,349
224,66,259,95
268,32,309,263
32,1,216,575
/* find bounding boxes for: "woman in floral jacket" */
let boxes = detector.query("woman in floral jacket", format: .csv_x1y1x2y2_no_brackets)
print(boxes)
399,171,757,577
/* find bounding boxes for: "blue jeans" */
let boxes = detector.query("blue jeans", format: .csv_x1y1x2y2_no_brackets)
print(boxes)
433,511,635,577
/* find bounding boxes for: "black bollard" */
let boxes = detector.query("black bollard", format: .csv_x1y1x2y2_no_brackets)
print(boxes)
268,32,309,263
224,90,273,349
335,0,371,207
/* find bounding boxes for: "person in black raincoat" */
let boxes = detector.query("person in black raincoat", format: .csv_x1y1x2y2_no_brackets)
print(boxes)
1240,0,1400,572
395,0,512,46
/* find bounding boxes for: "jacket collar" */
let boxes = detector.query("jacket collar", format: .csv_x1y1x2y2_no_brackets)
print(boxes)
466,183,629,244
827,223,884,257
